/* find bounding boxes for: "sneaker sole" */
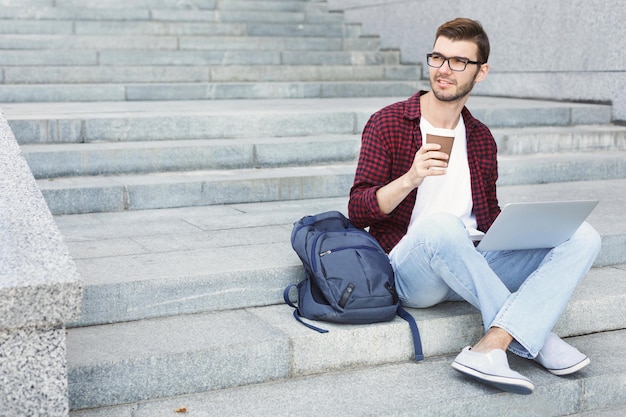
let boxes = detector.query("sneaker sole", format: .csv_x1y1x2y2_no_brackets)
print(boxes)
452,361,534,395
545,356,590,376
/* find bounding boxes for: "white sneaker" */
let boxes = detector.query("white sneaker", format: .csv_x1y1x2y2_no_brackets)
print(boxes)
535,333,590,376
452,346,534,395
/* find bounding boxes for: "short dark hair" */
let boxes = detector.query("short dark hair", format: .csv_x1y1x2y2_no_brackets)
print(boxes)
435,18,490,63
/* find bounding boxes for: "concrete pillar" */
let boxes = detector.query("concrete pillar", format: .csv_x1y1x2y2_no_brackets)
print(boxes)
0,111,82,417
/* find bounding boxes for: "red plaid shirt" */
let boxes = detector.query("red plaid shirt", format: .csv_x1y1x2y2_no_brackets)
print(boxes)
348,91,501,252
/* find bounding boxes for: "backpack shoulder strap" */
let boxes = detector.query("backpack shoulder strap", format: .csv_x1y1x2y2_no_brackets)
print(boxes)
284,286,423,356
283,283,329,334
397,307,424,361
292,309,329,334
283,283,298,309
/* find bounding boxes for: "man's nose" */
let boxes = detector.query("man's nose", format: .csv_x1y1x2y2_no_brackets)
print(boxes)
438,61,453,74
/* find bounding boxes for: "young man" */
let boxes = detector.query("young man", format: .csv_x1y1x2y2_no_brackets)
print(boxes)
348,18,601,394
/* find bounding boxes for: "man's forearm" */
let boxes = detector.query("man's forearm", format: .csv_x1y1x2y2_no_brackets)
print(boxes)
375,172,422,215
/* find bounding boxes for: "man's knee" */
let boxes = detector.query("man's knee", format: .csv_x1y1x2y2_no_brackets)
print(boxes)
573,221,602,257
413,212,468,242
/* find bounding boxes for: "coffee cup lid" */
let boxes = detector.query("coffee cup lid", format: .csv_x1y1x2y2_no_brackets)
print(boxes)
427,127,455,137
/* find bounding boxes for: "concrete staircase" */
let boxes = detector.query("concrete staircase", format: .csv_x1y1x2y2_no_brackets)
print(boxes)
0,0,423,101
1,1,625,416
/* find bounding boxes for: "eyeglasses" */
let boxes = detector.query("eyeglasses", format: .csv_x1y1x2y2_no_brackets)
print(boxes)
426,53,483,72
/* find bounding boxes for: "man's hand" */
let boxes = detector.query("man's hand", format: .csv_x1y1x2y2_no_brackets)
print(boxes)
375,143,449,215
405,143,449,188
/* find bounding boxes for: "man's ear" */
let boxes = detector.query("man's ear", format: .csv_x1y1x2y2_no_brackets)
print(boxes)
474,63,489,83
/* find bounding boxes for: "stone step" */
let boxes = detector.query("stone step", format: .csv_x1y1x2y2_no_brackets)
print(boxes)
21,124,626,178
496,151,626,185
21,135,361,178
3,0,314,12
0,7,342,24
0,19,248,36
0,80,424,102
0,34,182,50
3,97,613,145
18,0,218,8
2,63,412,84
227,0,326,16
215,0,310,12
0,34,379,51
247,21,362,37
33,152,626,214
0,0,334,20
0,18,359,36
67,329,626,416
36,163,356,214
0,48,398,66
492,124,626,154
221,0,322,12
0,6,154,21
54,179,626,327
65,271,626,410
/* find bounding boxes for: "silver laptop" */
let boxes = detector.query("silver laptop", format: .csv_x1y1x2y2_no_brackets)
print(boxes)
475,200,599,252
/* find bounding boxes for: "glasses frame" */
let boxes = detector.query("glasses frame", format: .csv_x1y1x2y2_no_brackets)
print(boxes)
426,53,484,72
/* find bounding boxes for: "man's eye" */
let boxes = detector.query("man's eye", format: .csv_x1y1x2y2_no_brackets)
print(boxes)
450,57,468,65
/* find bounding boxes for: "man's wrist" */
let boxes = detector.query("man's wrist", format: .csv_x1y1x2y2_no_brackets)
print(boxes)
403,171,423,190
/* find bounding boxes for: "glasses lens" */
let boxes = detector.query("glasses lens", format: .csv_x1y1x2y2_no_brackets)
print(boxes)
428,54,444,68
448,58,468,71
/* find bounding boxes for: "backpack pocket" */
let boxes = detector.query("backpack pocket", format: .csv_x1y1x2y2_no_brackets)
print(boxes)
315,231,396,311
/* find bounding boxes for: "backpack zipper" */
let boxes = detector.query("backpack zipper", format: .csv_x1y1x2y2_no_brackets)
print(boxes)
339,283,355,308
311,231,384,273
319,245,380,257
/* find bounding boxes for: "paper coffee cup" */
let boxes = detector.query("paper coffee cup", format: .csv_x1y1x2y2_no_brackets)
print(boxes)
426,128,455,166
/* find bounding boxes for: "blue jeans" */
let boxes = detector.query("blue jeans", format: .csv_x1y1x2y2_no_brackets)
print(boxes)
389,212,601,358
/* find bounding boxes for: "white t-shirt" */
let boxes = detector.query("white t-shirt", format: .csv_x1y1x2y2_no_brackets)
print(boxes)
404,115,478,238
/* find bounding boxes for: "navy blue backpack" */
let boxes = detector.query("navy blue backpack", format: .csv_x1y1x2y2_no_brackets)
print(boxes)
284,211,423,361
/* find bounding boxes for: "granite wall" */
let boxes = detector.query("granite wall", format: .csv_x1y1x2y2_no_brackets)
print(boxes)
328,0,626,122
0,111,82,416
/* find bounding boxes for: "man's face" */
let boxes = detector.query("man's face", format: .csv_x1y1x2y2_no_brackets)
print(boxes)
429,37,486,103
